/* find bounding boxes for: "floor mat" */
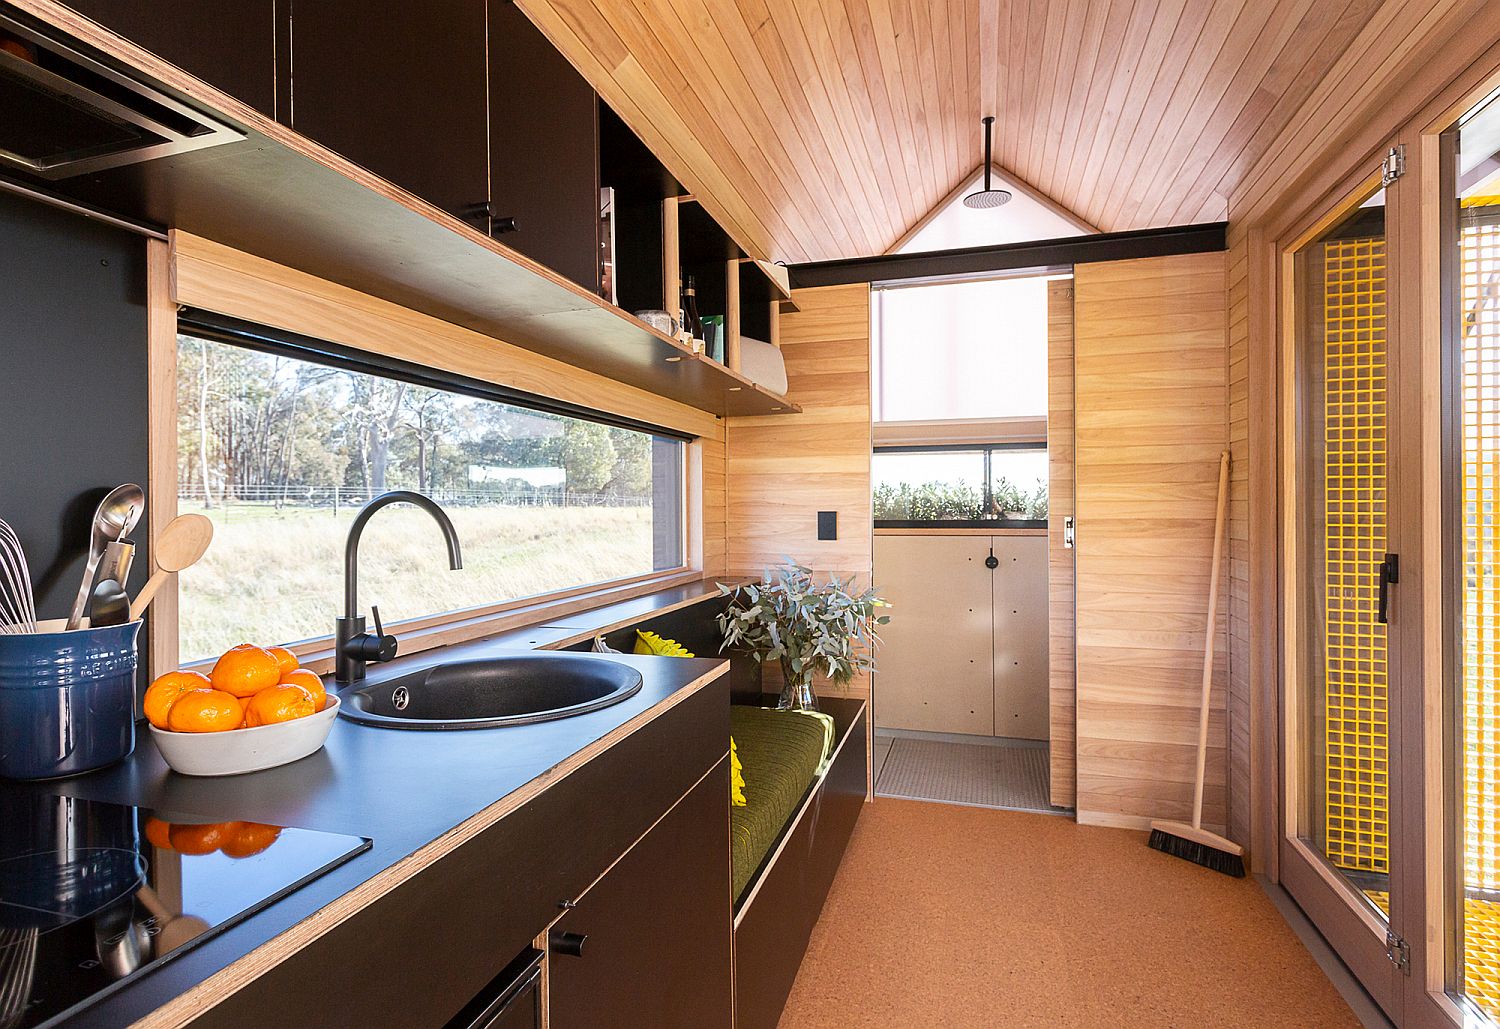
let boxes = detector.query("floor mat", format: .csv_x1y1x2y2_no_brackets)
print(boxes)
874,737,1061,814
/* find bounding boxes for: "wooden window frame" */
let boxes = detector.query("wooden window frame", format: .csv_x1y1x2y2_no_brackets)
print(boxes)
148,233,722,678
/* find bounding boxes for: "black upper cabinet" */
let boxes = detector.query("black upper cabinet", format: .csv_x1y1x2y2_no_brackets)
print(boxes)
487,0,600,293
287,0,489,224
63,0,278,116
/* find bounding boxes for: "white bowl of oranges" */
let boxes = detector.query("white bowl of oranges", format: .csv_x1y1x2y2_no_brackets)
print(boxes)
146,643,338,777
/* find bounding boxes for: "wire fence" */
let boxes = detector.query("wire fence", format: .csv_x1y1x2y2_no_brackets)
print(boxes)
177,484,652,511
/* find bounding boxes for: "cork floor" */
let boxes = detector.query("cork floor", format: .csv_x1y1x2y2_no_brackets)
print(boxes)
777,798,1361,1028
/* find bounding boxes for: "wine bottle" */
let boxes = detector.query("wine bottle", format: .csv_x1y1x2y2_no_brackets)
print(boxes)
683,275,703,350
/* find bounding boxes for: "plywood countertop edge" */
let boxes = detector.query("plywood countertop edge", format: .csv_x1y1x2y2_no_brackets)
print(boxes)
130,661,730,1029
535,576,756,650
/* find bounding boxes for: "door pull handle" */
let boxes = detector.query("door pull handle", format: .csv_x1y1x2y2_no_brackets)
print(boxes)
1377,553,1399,624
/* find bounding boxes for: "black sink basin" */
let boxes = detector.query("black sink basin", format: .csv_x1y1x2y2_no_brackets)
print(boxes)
337,654,644,730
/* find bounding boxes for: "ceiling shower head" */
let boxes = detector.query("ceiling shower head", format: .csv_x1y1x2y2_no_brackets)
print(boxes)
963,116,1012,210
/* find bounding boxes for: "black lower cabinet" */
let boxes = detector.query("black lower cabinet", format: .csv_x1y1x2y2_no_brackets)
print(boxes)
447,948,543,1029
548,759,733,1029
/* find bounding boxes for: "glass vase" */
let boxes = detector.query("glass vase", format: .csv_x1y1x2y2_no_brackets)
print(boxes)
776,659,819,712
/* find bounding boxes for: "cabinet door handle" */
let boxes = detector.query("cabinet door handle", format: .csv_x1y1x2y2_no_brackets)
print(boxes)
549,930,587,957
459,203,518,234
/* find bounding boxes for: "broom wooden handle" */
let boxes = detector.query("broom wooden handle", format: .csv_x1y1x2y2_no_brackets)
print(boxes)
1191,450,1231,830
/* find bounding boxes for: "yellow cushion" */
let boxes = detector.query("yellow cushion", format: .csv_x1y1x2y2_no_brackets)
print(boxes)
731,737,747,807
633,629,695,658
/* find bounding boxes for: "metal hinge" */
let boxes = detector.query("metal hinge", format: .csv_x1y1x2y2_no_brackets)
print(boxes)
1063,516,1075,550
1382,144,1407,186
1386,931,1411,975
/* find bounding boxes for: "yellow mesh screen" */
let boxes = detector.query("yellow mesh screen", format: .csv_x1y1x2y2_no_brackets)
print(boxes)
1464,220,1500,893
1321,236,1390,874
1462,217,1500,1021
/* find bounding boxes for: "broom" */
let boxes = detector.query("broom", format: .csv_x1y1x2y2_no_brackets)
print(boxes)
1147,449,1245,877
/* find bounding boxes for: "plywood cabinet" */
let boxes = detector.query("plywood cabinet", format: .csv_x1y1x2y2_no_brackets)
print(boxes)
992,536,1050,739
873,535,994,735
875,533,1049,740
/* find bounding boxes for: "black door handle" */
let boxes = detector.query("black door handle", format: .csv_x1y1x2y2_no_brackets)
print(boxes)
985,548,998,570
1377,553,1399,624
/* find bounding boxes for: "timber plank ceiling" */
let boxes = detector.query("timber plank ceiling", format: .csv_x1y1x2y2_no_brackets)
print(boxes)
518,0,1384,264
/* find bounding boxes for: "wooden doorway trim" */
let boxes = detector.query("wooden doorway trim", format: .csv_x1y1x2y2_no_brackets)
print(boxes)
1047,278,1076,808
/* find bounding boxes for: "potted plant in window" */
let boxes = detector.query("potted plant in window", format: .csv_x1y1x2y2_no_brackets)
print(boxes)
717,561,889,712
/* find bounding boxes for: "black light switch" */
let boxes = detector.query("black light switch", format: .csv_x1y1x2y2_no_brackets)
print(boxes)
817,511,837,541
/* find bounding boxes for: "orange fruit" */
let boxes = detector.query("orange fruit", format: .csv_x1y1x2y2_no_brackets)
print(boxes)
144,817,174,851
166,689,244,733
280,668,326,711
210,644,283,698
243,683,316,727
144,670,212,729
219,821,282,859
267,646,300,678
169,822,227,855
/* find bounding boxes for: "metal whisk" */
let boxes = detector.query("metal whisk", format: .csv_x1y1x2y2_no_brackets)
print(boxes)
0,519,37,634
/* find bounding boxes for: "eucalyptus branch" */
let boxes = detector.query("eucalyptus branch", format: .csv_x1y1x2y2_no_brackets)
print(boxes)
716,560,890,689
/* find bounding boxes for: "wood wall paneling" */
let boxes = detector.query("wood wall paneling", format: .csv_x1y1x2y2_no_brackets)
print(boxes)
1073,252,1229,831
168,232,723,443
146,240,179,679
700,435,728,580
726,282,872,709
1048,278,1076,807
517,0,1391,262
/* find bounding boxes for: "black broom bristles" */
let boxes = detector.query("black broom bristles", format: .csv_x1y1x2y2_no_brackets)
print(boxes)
1148,827,1246,878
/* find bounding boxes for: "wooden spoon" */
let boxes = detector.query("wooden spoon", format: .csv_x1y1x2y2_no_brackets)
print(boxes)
129,514,213,621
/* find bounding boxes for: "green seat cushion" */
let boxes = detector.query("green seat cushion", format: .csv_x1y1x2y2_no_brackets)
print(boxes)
729,705,830,903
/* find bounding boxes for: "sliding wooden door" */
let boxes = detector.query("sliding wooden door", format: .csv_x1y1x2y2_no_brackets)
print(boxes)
1072,251,1229,829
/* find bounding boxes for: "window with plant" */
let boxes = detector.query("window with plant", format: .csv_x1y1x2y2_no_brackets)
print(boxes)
872,445,1047,524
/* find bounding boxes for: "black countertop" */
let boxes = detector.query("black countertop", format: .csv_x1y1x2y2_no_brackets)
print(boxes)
17,637,728,1027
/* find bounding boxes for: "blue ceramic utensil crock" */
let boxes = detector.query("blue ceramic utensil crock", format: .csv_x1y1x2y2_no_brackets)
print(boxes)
0,621,140,780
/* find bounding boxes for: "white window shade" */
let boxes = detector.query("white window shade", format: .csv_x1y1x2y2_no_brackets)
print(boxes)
874,275,1052,422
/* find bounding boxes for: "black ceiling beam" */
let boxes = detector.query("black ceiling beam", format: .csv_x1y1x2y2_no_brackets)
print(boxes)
787,221,1228,288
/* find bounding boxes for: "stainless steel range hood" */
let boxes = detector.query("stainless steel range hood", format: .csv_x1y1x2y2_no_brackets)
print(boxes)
0,12,242,180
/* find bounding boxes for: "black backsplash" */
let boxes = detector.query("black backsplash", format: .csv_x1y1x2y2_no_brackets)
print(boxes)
0,191,150,626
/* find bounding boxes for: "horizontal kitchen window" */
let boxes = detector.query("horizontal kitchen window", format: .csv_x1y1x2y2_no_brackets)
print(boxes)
175,326,687,662
873,444,1047,526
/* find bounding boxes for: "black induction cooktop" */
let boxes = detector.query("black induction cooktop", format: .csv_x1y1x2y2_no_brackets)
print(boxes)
0,793,369,1028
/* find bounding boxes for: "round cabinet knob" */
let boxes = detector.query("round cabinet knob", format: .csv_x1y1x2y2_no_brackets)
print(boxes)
985,553,999,569
550,930,587,957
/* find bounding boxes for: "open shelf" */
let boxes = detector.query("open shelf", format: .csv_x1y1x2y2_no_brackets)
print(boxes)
6,15,800,419
600,104,680,319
